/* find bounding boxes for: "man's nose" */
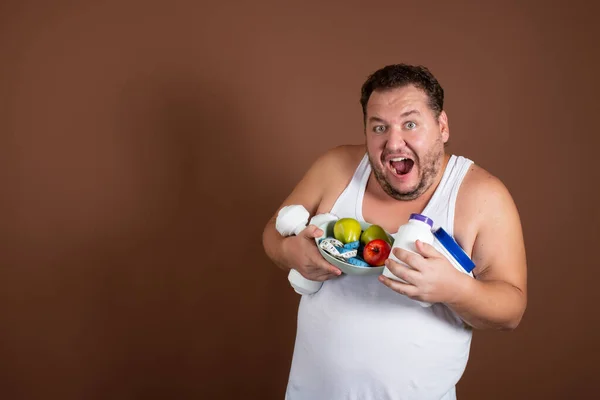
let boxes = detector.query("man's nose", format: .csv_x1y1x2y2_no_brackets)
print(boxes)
385,125,406,150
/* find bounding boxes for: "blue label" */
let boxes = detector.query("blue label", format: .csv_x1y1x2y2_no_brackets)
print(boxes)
432,228,476,273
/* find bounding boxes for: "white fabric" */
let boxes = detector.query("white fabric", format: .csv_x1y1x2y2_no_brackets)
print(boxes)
285,154,475,400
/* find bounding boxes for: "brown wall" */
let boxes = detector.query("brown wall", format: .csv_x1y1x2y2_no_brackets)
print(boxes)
2,0,599,399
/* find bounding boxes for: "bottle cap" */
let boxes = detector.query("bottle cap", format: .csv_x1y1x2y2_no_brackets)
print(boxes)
409,213,434,228
432,227,476,273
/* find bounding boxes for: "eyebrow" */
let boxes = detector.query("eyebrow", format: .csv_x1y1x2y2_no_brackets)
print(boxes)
368,116,387,124
400,109,421,117
368,110,421,124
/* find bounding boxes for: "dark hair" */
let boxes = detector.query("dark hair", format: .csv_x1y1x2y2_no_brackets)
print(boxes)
360,64,444,123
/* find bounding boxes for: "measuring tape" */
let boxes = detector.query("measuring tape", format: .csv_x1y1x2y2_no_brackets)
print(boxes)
319,238,357,259
318,238,371,268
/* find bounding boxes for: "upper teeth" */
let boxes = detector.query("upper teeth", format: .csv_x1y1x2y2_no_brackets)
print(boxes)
390,157,407,162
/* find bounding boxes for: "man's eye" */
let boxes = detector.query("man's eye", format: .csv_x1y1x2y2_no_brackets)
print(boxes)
405,121,417,130
373,125,386,133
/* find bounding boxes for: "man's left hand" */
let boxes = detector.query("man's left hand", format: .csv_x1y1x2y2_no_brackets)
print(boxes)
378,240,467,304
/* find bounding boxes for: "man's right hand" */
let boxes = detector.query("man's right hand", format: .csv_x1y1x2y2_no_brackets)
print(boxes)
282,225,342,282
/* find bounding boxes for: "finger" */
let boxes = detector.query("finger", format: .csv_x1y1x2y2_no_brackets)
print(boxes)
311,273,330,282
322,262,342,276
319,272,342,281
415,240,441,258
296,267,327,282
384,259,420,285
310,255,342,277
315,252,343,275
378,275,419,297
311,268,341,281
391,247,424,271
302,224,324,239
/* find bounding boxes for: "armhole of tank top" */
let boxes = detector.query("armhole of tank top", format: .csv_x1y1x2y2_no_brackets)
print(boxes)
448,157,474,237
330,153,369,216
354,156,371,221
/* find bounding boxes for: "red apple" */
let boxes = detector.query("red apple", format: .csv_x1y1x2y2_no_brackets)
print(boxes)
363,239,391,267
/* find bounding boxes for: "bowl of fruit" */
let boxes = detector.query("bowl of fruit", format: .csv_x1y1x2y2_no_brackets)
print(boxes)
315,217,394,276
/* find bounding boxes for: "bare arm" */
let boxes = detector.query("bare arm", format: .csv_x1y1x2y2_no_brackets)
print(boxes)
446,174,528,330
262,147,348,279
380,169,527,330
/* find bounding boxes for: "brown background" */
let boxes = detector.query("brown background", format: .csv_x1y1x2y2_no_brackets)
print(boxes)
1,0,599,399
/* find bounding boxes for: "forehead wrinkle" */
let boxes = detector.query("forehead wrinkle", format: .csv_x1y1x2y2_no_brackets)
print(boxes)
370,86,429,111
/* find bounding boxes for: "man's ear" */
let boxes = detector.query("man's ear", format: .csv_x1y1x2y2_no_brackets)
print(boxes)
438,110,449,143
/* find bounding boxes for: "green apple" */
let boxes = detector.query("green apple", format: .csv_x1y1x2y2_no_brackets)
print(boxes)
333,218,362,244
360,224,392,246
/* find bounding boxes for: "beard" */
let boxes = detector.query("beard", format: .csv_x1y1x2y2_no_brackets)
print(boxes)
368,137,445,201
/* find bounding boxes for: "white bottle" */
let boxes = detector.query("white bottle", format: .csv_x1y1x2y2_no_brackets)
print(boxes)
382,213,435,307
275,205,339,295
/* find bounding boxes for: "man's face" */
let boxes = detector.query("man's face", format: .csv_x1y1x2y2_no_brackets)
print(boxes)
365,85,449,201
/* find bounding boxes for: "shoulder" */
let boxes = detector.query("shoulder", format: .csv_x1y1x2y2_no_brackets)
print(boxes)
305,144,366,188
309,144,366,213
311,144,366,173
455,159,525,276
458,162,518,223
276,144,366,217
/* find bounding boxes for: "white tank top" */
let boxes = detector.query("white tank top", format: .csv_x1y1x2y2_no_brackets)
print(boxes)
285,153,475,400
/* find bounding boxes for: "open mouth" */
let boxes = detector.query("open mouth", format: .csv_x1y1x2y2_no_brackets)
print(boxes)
388,157,415,176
